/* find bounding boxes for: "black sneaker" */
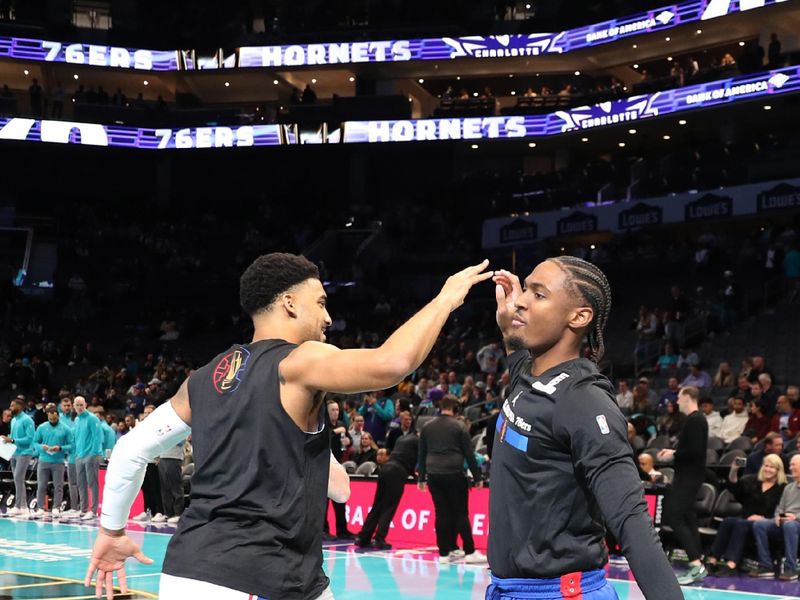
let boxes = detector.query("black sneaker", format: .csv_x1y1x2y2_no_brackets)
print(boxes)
748,564,774,578
715,564,737,577
779,568,800,581
703,560,719,575
354,537,371,548
373,539,392,550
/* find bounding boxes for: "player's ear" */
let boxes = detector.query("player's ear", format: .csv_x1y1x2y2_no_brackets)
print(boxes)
281,293,298,318
568,306,593,330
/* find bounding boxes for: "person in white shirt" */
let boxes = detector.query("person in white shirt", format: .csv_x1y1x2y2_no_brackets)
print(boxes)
720,397,749,444
700,398,723,439
477,342,504,374
616,379,634,414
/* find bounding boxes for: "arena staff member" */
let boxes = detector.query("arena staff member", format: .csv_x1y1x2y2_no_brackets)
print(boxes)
489,258,683,600
356,430,419,550
657,386,709,585
86,253,492,600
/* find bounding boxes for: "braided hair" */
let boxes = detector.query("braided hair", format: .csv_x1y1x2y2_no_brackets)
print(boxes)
546,256,612,363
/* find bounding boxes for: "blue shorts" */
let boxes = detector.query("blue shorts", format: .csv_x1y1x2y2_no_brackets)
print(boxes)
486,570,619,600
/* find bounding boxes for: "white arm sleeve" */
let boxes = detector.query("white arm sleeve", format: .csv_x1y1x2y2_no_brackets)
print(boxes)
100,401,191,530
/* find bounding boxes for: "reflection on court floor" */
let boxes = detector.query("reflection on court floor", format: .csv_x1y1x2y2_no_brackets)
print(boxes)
0,519,795,600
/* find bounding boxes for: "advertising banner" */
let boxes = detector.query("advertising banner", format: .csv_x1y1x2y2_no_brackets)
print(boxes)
0,67,794,150
0,0,788,71
482,178,800,247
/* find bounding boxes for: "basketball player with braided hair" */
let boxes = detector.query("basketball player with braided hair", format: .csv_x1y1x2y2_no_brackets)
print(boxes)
487,257,683,600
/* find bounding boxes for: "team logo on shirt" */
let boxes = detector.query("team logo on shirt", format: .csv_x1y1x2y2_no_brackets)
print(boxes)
596,414,610,435
531,372,570,395
212,347,251,394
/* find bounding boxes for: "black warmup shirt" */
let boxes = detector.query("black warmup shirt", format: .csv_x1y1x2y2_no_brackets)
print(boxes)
163,339,331,600
488,351,682,600
418,415,482,481
673,410,707,483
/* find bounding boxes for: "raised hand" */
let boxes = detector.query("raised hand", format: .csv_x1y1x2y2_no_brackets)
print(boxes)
437,260,493,312
493,269,523,335
85,530,153,600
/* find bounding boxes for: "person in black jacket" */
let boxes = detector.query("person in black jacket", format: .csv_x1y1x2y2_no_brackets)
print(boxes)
707,454,786,576
657,385,709,584
418,394,484,564
355,432,419,550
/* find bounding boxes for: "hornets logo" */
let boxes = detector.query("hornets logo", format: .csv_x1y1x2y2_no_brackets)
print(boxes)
212,347,250,394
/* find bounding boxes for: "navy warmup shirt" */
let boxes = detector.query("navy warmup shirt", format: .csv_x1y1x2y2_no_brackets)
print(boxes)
488,350,683,599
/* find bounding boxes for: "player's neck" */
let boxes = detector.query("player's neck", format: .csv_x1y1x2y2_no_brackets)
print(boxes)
530,339,581,377
251,317,304,345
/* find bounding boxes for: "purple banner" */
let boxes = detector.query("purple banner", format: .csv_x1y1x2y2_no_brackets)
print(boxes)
0,66,795,149
0,0,789,71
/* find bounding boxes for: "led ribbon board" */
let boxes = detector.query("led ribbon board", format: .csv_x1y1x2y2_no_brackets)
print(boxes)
0,67,795,149
0,0,789,70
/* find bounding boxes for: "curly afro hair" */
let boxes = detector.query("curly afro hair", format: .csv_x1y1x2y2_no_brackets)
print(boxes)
239,253,320,317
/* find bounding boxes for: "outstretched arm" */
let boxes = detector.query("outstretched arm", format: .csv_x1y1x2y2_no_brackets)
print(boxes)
281,260,493,395
85,381,192,599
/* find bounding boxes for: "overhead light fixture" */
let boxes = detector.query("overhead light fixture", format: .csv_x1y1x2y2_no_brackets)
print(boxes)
73,74,79,80
633,64,639,69
665,36,671,41
224,81,230,87
273,79,279,85
473,92,478,97
143,80,149,86
23,69,28,75
510,91,516,96
311,78,317,83
528,142,536,148
763,105,772,110
349,76,355,82
574,70,581,76
678,119,687,125
581,137,589,142
618,142,626,147
456,76,461,80
471,144,479,149
696,29,702,34
663,134,671,140
632,44,638,49
667,56,673,61
418,78,424,84
509,74,514,78
628,129,637,134
739,41,745,46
